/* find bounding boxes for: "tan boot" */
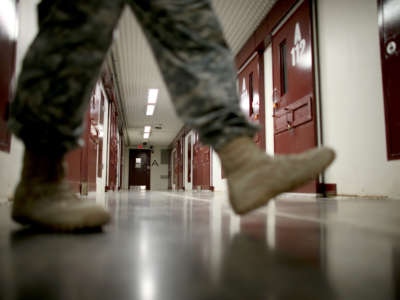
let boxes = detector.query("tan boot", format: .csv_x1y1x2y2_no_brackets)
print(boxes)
217,137,336,214
12,150,110,231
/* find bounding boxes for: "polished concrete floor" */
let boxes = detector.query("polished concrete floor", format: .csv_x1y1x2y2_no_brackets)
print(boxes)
1,190,400,300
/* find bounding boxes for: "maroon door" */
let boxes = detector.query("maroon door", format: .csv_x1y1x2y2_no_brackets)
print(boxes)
187,138,191,183
193,140,199,187
119,136,123,190
199,144,210,190
272,0,318,192
0,0,17,152
66,107,98,194
173,148,178,188
238,54,265,150
179,138,184,189
379,0,400,160
129,149,150,190
193,133,211,190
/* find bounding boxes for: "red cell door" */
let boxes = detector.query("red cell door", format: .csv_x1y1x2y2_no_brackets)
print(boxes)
378,0,400,160
238,54,265,149
65,111,96,195
119,136,123,190
173,149,178,189
199,144,210,190
129,149,150,190
193,141,199,188
193,133,211,190
272,0,318,193
0,0,17,152
187,138,191,183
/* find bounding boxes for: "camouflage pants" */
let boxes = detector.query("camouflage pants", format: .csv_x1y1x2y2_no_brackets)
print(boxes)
9,0,257,153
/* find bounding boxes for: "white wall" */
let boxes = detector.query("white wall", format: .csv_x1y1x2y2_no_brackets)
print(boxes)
150,146,169,190
264,45,275,156
212,150,227,192
122,146,130,189
0,0,39,202
184,131,195,191
96,82,110,194
318,0,400,198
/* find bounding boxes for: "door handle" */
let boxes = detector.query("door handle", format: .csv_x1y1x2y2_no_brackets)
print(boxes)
386,41,397,55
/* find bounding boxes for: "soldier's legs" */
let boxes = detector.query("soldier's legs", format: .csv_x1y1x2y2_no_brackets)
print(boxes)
9,0,124,153
127,0,335,214
8,0,125,230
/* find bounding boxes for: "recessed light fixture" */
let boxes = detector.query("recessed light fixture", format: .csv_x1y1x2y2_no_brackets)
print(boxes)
143,132,150,139
144,125,151,133
148,89,159,104
146,105,155,116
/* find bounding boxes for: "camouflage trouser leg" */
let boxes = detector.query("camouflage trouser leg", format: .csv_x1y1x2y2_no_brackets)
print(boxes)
127,0,258,150
8,0,125,153
10,0,257,153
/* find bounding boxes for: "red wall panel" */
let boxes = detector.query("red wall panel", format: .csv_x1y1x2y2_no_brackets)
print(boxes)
0,0,18,152
378,0,400,160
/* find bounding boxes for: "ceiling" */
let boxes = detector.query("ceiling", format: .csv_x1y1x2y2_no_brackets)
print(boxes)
109,0,276,147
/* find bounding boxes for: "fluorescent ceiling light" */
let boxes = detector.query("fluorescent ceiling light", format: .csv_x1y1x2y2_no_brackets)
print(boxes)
143,132,150,139
148,89,159,104
146,105,155,116
144,126,151,133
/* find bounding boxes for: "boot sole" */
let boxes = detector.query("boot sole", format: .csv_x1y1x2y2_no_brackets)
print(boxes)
12,213,110,232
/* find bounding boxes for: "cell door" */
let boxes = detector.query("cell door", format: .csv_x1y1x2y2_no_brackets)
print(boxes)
199,144,210,190
238,53,264,149
192,133,211,190
187,138,191,183
193,140,199,187
378,0,400,160
272,0,318,193
173,148,178,188
129,150,150,190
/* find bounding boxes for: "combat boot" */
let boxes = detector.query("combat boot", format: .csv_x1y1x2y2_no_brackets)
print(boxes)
12,150,110,231
217,137,335,214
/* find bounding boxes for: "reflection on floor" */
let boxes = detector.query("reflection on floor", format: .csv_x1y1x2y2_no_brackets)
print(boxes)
1,190,400,299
